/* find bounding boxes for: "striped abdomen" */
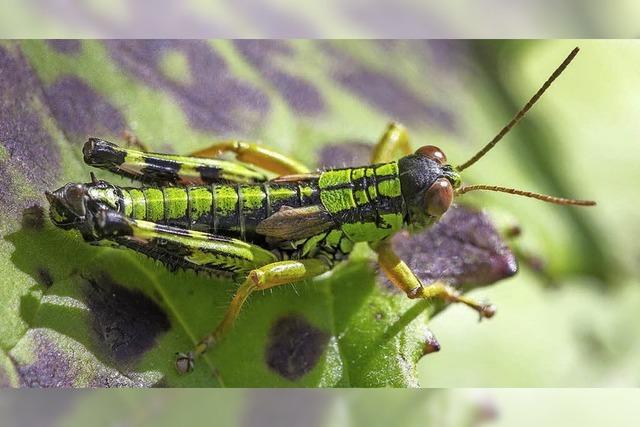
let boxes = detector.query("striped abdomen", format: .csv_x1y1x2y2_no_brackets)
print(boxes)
117,180,322,242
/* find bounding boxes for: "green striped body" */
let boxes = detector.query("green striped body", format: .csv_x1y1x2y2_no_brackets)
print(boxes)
48,135,461,285
318,162,406,243
86,161,406,259
104,180,321,241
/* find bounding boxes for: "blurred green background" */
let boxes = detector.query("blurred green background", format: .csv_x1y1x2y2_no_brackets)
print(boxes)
420,40,640,386
2,389,640,426
0,40,638,387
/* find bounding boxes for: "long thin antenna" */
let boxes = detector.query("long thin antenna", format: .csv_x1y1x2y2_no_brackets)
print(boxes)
456,47,580,172
456,184,595,206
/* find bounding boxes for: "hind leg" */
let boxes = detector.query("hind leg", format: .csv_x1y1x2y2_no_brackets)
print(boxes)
86,208,333,374
82,138,269,185
90,208,279,273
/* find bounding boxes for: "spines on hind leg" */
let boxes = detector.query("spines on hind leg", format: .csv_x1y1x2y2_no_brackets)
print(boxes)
91,207,279,275
83,138,268,185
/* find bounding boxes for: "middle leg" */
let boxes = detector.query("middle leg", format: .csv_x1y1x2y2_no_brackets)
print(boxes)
176,257,333,373
370,122,413,163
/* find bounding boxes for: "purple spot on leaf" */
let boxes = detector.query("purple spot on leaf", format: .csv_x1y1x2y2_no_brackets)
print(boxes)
16,331,78,387
44,75,126,141
324,43,456,131
265,314,329,381
11,328,155,388
337,66,455,130
84,273,170,364
47,40,82,55
106,40,269,135
0,45,60,216
391,205,517,289
21,204,46,231
235,40,325,115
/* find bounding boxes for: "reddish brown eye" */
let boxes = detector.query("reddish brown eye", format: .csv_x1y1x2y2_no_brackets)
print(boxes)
424,178,453,217
415,145,447,164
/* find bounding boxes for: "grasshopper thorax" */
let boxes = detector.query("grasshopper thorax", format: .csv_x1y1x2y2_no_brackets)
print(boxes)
398,145,461,231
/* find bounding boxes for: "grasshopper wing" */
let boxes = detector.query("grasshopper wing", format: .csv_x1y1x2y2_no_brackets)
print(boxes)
256,205,335,241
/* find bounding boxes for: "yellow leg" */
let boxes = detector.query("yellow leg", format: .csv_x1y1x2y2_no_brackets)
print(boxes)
190,141,310,175
370,122,412,163
119,133,309,175
373,240,496,319
176,258,332,374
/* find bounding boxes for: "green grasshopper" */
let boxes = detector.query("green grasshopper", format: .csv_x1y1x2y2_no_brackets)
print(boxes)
46,47,594,374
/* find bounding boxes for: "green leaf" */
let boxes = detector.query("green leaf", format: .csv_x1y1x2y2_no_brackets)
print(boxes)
0,40,560,388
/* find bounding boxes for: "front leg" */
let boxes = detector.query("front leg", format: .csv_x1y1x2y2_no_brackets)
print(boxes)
372,240,496,319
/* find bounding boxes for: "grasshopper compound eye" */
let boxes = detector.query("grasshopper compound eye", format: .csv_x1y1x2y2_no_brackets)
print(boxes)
45,183,89,228
415,145,447,164
424,177,453,217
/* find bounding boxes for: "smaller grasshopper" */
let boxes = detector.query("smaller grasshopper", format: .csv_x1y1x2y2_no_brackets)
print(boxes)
46,47,594,374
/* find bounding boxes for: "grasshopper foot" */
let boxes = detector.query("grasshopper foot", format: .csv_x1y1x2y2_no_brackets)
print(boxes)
478,303,497,320
175,351,195,374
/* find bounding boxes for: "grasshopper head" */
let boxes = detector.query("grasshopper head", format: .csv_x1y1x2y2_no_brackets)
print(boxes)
45,183,90,230
398,48,598,233
398,145,461,231
45,176,122,241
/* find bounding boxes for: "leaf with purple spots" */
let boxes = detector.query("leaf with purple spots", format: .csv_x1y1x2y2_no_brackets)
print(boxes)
0,40,612,388
0,39,509,388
